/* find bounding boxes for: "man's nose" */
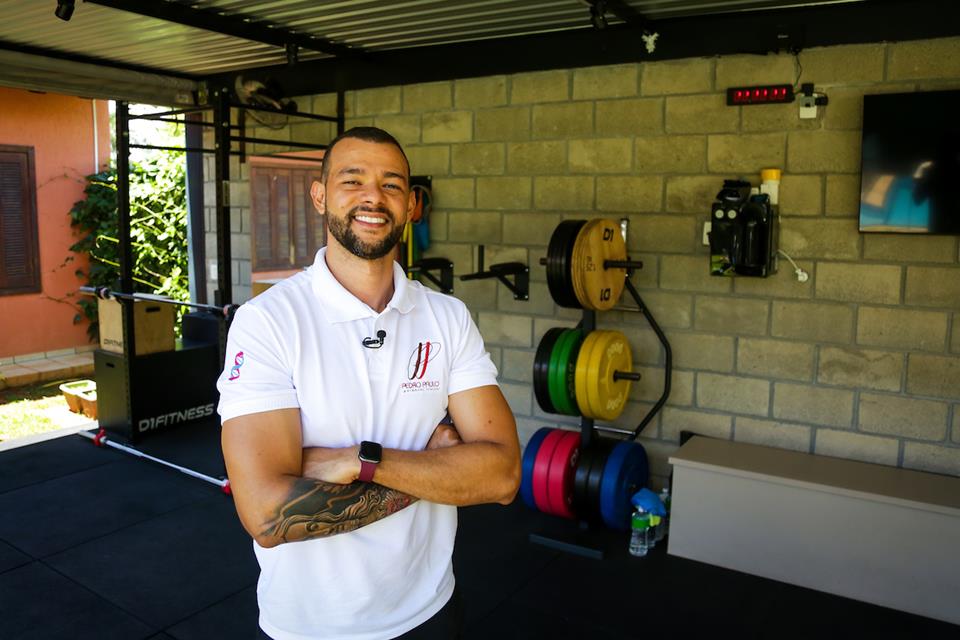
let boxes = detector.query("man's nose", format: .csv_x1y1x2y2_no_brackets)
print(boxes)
359,181,388,204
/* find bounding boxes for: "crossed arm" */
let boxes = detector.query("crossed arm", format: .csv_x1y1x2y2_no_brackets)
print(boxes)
221,385,521,548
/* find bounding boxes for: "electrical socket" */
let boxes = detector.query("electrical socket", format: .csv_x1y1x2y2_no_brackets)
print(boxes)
702,221,711,246
799,93,818,119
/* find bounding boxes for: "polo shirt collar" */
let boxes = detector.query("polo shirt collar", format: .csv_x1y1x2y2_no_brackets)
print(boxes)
310,247,417,323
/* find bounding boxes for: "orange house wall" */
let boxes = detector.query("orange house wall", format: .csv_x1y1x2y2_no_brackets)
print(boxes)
0,87,111,358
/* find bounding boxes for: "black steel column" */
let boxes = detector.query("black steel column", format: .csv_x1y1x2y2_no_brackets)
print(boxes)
213,88,232,306
115,101,136,427
185,111,206,304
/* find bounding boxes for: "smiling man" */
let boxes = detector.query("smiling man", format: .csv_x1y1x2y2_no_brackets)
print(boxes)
217,127,520,640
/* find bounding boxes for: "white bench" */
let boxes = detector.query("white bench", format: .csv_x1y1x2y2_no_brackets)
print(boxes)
668,437,960,625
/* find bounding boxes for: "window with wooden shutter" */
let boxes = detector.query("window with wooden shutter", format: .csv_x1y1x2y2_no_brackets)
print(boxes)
0,145,40,295
250,161,325,271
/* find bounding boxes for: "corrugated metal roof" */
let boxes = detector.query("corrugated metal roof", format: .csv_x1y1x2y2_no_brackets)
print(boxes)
0,0,871,102
0,0,324,75
0,0,867,77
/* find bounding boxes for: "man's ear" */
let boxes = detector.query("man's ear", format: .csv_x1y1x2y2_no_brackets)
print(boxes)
405,188,416,220
309,180,325,214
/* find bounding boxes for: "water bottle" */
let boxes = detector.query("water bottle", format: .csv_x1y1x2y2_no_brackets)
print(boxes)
629,509,651,557
656,487,671,543
649,514,661,548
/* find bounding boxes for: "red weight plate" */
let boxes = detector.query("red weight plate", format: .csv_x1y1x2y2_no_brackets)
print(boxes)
546,430,580,519
532,429,565,513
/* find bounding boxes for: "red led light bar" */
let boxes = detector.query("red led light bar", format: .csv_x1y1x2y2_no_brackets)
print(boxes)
726,84,795,106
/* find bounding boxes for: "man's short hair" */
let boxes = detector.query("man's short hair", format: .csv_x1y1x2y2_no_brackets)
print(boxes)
321,126,410,183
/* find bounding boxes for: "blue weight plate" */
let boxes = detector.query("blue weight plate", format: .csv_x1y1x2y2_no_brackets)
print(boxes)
598,441,649,531
520,427,553,510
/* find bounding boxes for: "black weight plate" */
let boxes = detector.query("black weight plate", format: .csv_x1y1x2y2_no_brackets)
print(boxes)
533,328,563,414
572,439,596,518
546,224,568,306
546,220,586,308
587,438,615,523
559,220,585,309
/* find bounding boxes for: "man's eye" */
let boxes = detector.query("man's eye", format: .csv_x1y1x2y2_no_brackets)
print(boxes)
384,183,401,191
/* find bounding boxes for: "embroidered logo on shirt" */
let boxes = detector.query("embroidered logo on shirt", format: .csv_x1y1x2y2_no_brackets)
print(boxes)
400,342,442,393
407,341,441,379
228,351,245,380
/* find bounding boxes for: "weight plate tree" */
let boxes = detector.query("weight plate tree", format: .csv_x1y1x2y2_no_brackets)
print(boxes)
530,218,672,548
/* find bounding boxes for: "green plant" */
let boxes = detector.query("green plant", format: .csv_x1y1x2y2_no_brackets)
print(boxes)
69,152,189,341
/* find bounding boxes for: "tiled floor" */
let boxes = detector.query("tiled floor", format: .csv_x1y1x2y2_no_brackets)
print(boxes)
0,352,95,389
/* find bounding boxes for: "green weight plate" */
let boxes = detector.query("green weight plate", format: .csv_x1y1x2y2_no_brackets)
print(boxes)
533,328,563,414
551,329,580,416
546,330,568,414
564,329,584,415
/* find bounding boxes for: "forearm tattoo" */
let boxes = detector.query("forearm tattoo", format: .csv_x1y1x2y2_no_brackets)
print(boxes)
262,479,417,542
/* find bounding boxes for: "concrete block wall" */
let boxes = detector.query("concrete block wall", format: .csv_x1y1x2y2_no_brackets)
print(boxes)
213,36,960,485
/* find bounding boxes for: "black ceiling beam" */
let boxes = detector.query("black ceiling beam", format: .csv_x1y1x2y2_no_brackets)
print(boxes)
85,0,354,58
594,0,651,28
205,0,959,97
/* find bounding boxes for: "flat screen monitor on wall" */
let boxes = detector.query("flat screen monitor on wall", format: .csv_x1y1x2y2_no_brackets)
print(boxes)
859,89,960,234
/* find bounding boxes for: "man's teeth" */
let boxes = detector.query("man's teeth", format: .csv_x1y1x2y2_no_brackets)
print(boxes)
355,215,386,224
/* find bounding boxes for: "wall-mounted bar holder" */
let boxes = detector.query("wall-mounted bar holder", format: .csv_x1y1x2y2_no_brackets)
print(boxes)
408,258,454,294
460,245,529,300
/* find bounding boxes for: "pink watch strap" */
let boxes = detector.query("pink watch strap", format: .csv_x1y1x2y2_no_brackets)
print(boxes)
358,459,377,482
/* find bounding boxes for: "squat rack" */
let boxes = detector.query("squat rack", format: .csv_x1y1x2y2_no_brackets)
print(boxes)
94,89,342,443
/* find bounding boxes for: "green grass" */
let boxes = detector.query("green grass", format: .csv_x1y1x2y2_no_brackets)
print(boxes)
0,379,78,443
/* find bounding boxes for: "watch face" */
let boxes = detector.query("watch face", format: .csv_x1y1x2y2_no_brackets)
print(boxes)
359,441,382,463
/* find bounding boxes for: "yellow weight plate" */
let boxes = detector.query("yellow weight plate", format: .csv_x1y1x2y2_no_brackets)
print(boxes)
570,220,597,310
585,330,633,421
571,218,627,311
574,331,601,418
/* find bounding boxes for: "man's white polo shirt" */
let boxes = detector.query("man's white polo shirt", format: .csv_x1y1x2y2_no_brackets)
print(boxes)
217,247,499,640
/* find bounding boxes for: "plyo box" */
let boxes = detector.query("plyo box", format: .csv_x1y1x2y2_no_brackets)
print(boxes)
98,298,175,356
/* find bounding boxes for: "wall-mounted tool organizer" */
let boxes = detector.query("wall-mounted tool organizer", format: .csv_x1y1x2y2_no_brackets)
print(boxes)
524,217,673,558
459,245,529,300
708,179,778,277
401,176,455,294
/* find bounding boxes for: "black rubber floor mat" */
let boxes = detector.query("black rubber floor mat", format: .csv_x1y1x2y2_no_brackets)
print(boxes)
0,459,210,557
0,435,118,494
166,586,258,640
0,562,154,640
44,496,258,629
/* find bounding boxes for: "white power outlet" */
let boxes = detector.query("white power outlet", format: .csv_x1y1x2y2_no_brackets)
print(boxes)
702,221,712,246
799,94,819,119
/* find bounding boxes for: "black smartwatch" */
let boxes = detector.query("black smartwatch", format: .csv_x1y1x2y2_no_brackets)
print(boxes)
358,441,382,482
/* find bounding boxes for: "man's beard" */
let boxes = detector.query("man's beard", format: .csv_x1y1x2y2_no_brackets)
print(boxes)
326,205,404,260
